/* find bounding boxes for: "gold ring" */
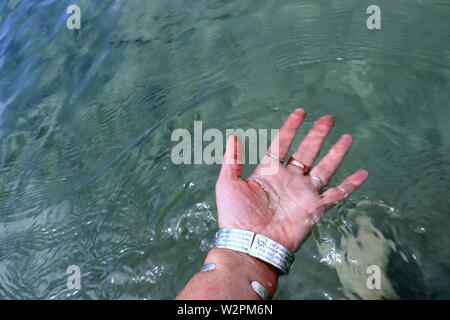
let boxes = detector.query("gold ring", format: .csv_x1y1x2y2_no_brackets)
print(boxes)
287,157,311,175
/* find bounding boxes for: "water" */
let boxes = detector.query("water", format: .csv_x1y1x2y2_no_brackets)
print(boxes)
0,0,449,299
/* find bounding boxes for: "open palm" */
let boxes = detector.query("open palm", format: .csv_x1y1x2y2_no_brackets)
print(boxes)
216,109,369,252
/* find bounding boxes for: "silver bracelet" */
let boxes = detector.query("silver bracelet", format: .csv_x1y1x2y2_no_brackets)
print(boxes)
214,228,295,274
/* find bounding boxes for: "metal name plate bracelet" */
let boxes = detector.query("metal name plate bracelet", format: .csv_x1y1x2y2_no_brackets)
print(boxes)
214,229,295,274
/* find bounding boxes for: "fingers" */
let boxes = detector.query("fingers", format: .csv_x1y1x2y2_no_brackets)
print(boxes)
219,135,244,180
290,115,335,168
267,108,306,161
321,169,370,204
309,134,354,187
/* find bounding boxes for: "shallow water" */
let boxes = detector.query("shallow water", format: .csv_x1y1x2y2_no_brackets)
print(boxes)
0,0,449,299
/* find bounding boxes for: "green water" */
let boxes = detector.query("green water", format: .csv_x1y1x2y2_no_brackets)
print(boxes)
0,0,449,299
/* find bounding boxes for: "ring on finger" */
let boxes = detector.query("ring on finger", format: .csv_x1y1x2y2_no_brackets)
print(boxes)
287,157,311,175
310,175,325,189
267,153,284,163
337,186,348,197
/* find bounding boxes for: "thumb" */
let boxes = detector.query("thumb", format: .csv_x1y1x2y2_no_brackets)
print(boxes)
219,135,244,180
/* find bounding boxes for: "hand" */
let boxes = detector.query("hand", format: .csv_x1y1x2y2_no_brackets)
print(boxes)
215,109,369,252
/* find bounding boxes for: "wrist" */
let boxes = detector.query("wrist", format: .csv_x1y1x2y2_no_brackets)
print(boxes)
214,228,295,274
205,248,278,297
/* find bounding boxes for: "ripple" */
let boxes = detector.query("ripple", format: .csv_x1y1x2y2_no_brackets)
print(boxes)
0,0,449,299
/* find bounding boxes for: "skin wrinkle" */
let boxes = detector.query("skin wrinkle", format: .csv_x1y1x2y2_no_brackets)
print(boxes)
251,169,320,231
249,160,348,240
247,178,279,228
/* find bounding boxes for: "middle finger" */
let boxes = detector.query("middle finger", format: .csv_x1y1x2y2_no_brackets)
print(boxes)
290,115,335,170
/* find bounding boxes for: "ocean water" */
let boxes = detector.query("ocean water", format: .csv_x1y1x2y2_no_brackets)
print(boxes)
0,0,449,299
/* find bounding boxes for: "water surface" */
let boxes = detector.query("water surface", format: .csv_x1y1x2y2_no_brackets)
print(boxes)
0,0,449,299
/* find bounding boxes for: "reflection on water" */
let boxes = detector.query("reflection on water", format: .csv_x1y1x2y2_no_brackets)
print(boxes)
0,0,449,299
316,202,400,300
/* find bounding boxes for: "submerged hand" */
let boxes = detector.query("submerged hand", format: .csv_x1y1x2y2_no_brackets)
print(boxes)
216,109,369,252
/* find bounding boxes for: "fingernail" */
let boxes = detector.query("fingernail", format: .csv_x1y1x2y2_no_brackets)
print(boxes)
200,264,216,272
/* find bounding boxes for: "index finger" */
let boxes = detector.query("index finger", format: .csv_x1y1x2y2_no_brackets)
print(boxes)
266,108,306,161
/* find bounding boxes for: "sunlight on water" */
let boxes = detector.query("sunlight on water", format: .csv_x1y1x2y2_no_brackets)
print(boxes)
0,0,449,299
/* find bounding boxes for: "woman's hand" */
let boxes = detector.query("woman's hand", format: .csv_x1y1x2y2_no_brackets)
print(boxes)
216,109,369,252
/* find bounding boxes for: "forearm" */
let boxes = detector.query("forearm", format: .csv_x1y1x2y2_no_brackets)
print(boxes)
176,248,279,300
